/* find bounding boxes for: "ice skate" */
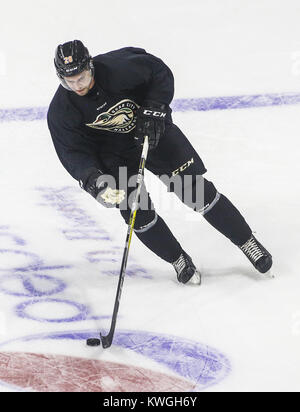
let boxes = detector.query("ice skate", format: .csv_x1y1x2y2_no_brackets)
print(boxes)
172,251,201,285
239,235,273,274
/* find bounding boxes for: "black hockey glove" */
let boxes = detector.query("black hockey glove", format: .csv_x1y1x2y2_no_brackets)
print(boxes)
80,168,125,208
135,100,167,150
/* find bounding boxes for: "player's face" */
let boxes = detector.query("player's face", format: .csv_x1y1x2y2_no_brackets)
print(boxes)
64,69,95,96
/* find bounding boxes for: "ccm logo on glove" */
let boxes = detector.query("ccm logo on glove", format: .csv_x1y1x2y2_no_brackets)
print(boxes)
135,101,167,150
142,109,167,118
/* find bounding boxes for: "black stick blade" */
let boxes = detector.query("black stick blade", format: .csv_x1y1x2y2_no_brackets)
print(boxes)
100,333,112,349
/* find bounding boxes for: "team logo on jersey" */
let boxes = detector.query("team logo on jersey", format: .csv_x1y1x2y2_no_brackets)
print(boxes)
86,99,139,133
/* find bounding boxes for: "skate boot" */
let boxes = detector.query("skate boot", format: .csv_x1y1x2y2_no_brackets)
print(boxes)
172,251,201,285
239,235,272,273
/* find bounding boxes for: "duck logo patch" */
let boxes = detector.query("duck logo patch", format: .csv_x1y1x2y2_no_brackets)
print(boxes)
86,99,139,133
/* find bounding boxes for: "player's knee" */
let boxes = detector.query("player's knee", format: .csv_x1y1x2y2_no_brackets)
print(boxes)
120,209,158,233
199,179,221,215
172,175,220,214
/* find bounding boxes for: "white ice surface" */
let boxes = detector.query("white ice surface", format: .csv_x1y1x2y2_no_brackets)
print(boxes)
0,0,300,392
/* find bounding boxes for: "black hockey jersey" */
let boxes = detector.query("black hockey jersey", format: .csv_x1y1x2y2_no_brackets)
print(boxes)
47,47,175,183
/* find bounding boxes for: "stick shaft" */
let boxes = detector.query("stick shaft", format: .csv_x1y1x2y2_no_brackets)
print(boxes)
100,136,149,348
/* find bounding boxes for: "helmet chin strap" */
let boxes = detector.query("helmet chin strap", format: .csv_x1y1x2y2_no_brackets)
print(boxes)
87,71,95,91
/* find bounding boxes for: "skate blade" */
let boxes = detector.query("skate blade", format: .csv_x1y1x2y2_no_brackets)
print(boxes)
263,269,275,279
188,270,202,285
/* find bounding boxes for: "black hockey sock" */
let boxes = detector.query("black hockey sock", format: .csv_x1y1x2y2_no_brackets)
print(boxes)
134,215,183,263
203,194,252,246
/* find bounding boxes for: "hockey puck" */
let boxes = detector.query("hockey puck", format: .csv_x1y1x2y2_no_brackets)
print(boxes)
86,338,101,347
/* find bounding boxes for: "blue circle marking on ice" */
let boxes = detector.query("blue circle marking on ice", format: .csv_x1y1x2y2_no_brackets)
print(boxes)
15,298,110,323
0,329,231,391
0,249,43,272
0,273,66,297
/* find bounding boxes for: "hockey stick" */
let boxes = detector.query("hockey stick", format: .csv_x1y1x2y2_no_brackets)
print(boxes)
100,136,149,349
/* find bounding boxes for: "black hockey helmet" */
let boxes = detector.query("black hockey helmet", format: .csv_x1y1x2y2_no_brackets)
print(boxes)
54,40,94,88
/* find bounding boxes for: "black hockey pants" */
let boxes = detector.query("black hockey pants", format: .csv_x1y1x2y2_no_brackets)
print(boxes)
99,123,252,263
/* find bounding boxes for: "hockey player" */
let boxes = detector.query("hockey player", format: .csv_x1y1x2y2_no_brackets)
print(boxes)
47,40,272,285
